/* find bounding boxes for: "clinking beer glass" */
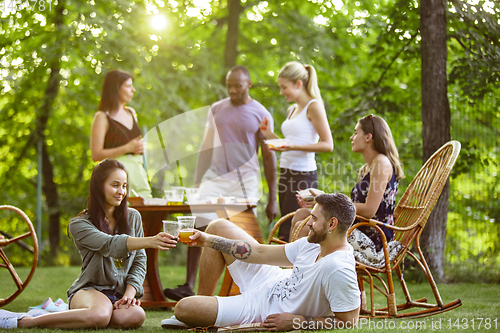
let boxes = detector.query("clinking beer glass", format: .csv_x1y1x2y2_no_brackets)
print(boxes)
177,216,196,244
162,220,181,241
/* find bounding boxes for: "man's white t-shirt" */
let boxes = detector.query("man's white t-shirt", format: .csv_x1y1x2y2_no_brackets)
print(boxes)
217,237,360,326
268,237,360,316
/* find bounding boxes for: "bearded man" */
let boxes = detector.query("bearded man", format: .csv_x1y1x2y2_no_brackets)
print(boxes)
161,193,360,331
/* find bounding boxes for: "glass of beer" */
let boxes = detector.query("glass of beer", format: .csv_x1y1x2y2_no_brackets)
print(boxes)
171,186,185,205
177,216,196,244
165,187,185,205
163,220,181,241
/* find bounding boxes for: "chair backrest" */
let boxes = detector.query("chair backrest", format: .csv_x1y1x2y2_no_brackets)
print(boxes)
392,141,461,257
267,212,296,245
268,213,311,245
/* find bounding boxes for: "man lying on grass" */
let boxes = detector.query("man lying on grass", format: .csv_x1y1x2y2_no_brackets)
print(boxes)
161,193,360,331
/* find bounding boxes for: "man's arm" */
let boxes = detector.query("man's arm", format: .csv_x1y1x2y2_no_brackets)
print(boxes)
191,231,292,267
194,127,214,186
260,138,278,221
262,308,359,331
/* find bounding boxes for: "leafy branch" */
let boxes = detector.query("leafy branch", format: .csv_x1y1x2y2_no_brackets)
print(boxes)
376,31,418,86
448,34,480,58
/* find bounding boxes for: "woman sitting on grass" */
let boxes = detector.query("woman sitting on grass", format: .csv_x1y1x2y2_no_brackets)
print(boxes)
0,159,177,330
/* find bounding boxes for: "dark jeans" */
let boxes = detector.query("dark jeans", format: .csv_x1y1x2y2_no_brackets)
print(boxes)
68,288,124,309
278,168,318,240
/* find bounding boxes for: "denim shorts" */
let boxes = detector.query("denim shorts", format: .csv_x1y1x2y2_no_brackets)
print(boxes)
68,287,123,309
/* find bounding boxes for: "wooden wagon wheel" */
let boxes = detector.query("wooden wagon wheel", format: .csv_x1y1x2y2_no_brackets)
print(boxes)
0,205,39,307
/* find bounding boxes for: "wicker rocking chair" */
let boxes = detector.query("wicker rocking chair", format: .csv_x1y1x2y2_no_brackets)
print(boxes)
349,140,462,318
267,212,312,245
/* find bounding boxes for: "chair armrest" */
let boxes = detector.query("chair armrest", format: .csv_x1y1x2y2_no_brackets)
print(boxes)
348,219,389,243
354,214,422,232
348,221,394,270
290,216,311,242
267,212,296,245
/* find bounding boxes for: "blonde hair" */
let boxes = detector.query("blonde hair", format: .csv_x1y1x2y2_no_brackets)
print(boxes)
278,62,323,104
358,115,404,180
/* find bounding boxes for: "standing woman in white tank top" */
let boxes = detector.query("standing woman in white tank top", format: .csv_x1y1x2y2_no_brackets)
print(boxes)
260,62,333,240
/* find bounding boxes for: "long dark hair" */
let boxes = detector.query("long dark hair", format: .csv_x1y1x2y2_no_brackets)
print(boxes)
98,70,133,113
87,159,130,235
358,114,404,180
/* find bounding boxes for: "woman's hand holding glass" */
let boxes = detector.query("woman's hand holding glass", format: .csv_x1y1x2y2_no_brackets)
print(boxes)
150,232,177,250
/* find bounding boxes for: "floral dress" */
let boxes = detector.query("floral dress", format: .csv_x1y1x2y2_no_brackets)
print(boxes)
350,166,398,251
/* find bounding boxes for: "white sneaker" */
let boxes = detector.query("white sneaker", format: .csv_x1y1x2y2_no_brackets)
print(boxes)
161,315,188,329
0,310,30,329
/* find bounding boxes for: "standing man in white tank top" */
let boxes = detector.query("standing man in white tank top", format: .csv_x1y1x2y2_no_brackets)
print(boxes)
260,62,333,241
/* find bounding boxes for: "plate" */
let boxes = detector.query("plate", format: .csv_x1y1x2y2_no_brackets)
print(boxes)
264,139,290,148
297,188,324,201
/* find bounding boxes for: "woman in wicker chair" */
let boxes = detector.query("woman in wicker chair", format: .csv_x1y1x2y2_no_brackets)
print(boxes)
291,115,404,262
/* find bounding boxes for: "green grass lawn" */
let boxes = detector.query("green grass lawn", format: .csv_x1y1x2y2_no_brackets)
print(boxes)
1,266,500,332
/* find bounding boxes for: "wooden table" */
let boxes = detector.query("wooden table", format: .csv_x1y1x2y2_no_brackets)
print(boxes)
130,202,262,309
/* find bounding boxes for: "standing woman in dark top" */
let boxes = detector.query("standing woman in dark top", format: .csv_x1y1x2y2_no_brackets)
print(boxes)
91,70,152,198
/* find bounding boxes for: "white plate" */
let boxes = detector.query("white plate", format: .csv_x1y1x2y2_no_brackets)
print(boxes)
264,139,290,148
297,188,324,200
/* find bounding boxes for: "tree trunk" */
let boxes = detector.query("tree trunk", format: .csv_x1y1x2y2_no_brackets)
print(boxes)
224,0,243,70
41,141,60,258
35,4,64,258
419,0,451,281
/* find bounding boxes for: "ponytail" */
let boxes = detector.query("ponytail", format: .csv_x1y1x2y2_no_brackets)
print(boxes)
278,62,323,104
304,64,322,104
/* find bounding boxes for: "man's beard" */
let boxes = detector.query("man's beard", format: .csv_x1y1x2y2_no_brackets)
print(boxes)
230,95,244,105
307,226,328,244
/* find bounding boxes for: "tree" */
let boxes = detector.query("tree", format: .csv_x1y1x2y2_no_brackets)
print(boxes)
224,0,244,70
35,3,65,258
419,0,451,281
419,0,500,280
